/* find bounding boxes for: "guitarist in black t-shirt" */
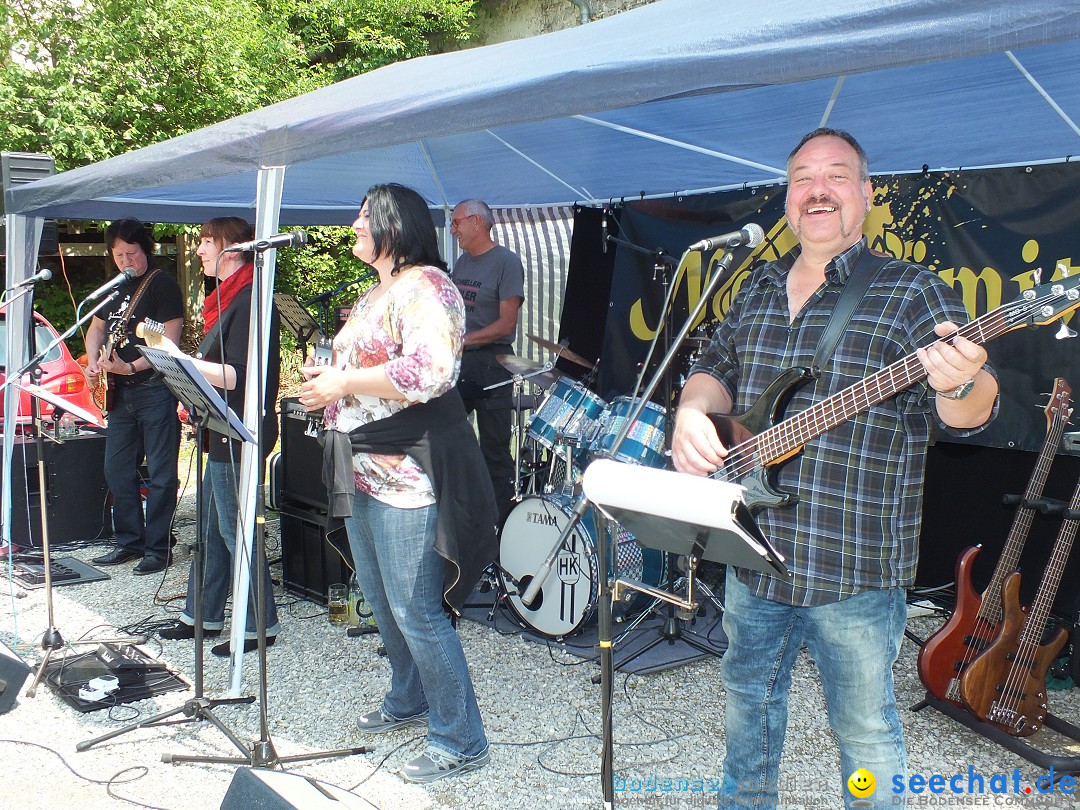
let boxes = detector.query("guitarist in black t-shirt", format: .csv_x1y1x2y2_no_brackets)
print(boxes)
85,218,184,576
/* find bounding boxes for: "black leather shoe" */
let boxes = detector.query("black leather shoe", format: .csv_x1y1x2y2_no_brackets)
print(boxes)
158,620,220,641
92,547,142,566
132,555,169,575
211,636,276,657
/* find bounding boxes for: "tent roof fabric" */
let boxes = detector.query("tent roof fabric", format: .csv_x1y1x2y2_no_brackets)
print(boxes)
8,0,1080,223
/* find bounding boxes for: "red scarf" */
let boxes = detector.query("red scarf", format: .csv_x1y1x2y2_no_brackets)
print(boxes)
203,262,254,334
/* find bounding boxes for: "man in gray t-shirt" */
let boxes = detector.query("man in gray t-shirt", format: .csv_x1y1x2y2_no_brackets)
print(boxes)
451,199,525,513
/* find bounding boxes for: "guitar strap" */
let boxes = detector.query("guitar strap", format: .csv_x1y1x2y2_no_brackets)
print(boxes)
810,248,892,376
123,268,161,338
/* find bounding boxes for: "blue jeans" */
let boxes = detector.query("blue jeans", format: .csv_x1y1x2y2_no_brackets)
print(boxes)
344,492,487,760
180,459,280,636
720,568,907,810
104,379,180,560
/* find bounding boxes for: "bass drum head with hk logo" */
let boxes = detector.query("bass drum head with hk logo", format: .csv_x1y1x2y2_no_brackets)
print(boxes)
498,495,600,639
496,494,667,638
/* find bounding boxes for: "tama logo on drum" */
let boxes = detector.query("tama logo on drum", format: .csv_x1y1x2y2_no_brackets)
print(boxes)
526,511,560,527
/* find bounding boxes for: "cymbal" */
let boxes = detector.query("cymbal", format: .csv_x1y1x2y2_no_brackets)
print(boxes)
496,354,560,389
528,334,595,369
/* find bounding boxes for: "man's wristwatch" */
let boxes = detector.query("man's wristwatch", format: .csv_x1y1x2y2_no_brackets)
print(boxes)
937,378,975,400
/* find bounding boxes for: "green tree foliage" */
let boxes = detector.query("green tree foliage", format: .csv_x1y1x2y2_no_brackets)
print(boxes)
0,0,476,169
2,0,475,357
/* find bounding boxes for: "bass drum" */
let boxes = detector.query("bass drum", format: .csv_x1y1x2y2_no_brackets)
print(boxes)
498,494,665,638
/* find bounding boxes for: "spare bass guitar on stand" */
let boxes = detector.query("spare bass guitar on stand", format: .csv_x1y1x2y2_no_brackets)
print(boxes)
917,377,1073,703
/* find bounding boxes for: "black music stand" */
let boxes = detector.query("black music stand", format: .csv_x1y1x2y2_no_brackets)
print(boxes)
77,346,260,753
273,293,323,359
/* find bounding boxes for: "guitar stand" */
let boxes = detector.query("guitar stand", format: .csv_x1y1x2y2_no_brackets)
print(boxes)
912,489,1080,780
912,692,1080,779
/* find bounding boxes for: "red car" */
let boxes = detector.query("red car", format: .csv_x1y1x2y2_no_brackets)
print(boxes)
0,306,103,430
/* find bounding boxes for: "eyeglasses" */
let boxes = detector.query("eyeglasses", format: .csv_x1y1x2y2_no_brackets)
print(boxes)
450,214,474,229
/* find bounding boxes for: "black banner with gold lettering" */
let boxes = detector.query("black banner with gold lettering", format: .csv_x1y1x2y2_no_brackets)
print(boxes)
589,162,1080,452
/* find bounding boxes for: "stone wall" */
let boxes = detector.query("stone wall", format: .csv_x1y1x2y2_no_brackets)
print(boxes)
464,0,657,47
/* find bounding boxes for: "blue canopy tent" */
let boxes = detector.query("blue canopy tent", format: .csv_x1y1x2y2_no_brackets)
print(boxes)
5,0,1080,683
5,0,1080,224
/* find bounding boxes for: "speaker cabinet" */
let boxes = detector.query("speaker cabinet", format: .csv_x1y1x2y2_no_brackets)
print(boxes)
0,639,30,715
278,397,329,510
0,152,58,255
278,503,352,605
1,432,112,547
221,766,370,809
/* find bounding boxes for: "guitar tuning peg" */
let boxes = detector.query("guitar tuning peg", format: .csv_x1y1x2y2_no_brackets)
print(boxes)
1032,267,1043,286
1056,321,1077,340
1058,262,1070,278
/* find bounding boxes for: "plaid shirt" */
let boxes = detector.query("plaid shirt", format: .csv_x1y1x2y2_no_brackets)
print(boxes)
691,238,992,606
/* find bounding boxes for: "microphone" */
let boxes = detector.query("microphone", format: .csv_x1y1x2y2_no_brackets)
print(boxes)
8,268,52,290
223,230,308,253
601,208,608,254
688,223,765,252
84,267,137,303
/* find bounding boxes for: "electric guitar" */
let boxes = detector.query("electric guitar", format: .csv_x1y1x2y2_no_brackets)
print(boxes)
917,377,1073,703
706,273,1080,514
958,467,1080,736
134,318,175,352
89,301,130,416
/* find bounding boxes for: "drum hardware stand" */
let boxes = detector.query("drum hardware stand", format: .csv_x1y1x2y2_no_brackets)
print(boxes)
486,364,553,502
513,225,762,806
3,291,141,699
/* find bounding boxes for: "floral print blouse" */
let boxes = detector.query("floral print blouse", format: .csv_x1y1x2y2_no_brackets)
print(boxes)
323,265,465,508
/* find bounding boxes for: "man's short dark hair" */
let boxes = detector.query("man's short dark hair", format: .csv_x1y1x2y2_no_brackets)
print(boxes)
787,128,869,182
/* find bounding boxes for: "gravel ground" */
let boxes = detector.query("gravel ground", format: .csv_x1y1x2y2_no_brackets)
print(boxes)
3,488,1080,810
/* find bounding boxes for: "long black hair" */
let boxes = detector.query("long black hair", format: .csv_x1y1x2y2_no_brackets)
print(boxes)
363,183,447,275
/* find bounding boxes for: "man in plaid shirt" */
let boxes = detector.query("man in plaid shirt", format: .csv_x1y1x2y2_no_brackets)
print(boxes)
672,129,998,810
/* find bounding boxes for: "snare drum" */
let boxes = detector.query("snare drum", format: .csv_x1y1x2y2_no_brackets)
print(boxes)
497,494,666,638
589,396,667,468
527,377,607,450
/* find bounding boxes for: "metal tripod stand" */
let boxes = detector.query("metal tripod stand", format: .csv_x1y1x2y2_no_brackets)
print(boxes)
76,341,364,768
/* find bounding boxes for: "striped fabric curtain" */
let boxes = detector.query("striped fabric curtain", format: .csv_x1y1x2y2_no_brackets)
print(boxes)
491,206,575,365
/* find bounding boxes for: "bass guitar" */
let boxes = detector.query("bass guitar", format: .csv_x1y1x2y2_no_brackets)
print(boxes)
706,273,1080,514
959,467,1080,736
916,377,1072,702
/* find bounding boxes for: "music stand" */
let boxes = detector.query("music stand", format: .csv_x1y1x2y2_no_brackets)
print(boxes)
273,293,323,358
77,345,260,753
582,459,786,580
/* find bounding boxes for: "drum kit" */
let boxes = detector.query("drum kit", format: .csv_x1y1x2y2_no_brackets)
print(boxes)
489,334,675,640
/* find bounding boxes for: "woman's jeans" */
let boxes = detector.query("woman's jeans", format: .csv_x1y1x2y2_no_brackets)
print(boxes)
344,491,487,759
180,459,280,636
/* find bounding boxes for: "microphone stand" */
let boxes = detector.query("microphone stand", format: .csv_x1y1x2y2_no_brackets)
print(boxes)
303,274,373,337
609,237,725,670
11,290,141,699
517,234,754,807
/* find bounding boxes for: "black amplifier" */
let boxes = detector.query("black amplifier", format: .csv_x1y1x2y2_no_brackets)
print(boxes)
1,431,112,546
278,396,328,510
278,502,352,605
